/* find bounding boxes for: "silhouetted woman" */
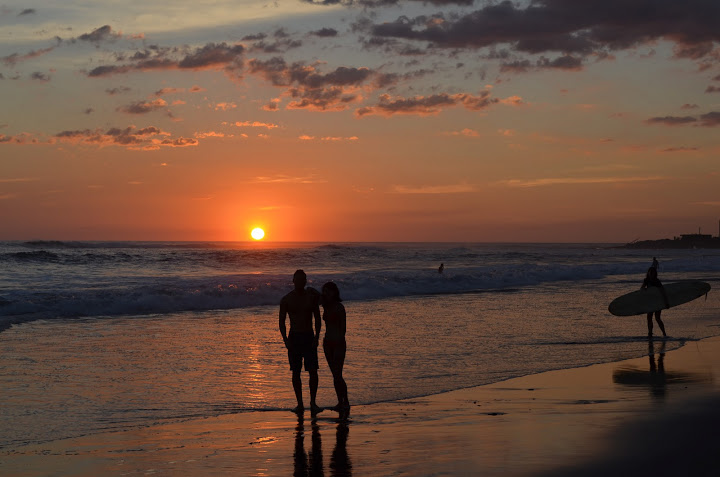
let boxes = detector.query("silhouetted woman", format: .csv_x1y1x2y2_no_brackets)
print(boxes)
641,266,669,338
321,282,349,412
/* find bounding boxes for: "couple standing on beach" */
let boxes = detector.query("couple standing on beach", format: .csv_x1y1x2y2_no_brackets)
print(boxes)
279,269,350,415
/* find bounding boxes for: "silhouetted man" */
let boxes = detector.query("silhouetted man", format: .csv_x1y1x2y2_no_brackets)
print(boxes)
280,269,323,414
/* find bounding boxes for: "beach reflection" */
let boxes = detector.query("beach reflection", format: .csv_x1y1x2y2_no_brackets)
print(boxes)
613,340,711,400
293,415,352,476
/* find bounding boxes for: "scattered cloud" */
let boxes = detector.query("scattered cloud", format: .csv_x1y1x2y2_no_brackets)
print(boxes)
500,176,665,188
52,125,198,150
391,184,475,194
117,99,168,115
248,57,375,111
645,116,697,126
106,87,131,95
661,146,699,153
87,42,245,77
364,0,720,63
195,131,228,139
699,111,720,126
356,91,497,117
444,128,480,137
78,25,122,43
30,72,51,82
214,102,237,111
1,47,55,67
252,174,326,184
234,121,279,129
311,28,338,37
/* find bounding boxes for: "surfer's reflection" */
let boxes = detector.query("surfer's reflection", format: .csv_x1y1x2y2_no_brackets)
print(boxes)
293,415,352,477
612,340,667,399
613,340,710,401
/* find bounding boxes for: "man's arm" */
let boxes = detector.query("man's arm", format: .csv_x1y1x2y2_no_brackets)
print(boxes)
279,300,289,348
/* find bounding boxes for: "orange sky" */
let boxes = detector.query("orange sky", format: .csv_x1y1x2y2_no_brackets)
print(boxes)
1,1,719,242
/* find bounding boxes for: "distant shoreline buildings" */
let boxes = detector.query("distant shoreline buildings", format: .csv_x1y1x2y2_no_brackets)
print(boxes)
622,221,720,249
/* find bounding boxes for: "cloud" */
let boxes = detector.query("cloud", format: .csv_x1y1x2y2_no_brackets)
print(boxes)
78,25,122,43
661,146,699,152
18,9,36,16
214,102,237,111
247,57,375,111
644,116,697,126
356,91,497,117
365,0,720,61
444,128,480,137
244,29,302,53
500,176,665,188
0,133,38,145
52,125,198,150
252,174,326,184
311,28,339,37
299,135,359,141
235,121,279,129
1,47,55,66
699,111,720,126
30,72,51,82
195,131,227,138
87,42,245,77
154,87,184,96
390,184,475,194
117,98,168,114
645,111,720,127
303,0,474,6
106,87,131,95
706,85,720,93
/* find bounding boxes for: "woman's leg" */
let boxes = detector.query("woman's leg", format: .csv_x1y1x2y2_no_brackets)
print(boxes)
646,312,654,336
655,311,667,337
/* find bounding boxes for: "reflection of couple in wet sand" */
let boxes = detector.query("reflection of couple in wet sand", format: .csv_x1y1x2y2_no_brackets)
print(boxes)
279,269,350,417
294,415,352,477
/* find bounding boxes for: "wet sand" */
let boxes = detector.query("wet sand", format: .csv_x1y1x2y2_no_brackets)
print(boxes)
2,336,719,476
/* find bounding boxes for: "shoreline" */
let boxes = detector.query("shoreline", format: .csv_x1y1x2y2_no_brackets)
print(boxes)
3,336,719,476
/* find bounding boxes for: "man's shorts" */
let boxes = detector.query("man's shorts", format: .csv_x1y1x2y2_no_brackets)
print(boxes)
287,331,319,372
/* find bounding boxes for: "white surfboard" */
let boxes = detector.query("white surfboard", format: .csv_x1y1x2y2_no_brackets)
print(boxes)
608,280,711,316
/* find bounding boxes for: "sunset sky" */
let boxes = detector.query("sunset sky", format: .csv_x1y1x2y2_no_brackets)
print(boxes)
1,0,719,242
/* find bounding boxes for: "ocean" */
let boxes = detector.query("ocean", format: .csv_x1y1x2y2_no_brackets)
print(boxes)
1,241,719,449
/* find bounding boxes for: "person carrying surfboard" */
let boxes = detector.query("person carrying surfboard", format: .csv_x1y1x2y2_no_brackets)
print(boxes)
641,267,670,338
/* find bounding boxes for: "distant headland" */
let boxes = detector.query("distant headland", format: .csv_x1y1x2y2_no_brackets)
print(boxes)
621,224,720,249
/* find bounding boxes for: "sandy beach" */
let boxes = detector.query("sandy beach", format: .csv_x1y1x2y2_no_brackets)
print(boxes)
2,335,719,476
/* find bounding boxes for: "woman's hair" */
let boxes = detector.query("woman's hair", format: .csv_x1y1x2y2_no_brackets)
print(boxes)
322,281,342,302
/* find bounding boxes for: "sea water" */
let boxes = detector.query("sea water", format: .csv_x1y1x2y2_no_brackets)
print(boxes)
1,241,719,448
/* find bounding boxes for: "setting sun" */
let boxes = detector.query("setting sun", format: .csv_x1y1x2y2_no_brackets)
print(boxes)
251,227,265,240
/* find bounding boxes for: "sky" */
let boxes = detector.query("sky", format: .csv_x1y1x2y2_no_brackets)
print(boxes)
1,0,719,243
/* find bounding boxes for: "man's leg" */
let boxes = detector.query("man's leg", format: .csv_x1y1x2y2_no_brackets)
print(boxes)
292,369,304,412
309,369,320,412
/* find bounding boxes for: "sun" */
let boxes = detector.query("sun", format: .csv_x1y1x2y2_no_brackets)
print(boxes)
251,227,265,240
